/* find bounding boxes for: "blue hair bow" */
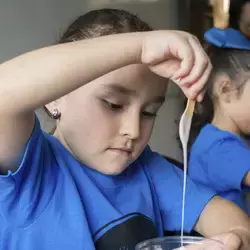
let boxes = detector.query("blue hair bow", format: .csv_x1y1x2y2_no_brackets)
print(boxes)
204,27,250,50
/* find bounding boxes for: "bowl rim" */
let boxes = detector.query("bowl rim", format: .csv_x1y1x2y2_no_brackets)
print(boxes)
135,236,209,249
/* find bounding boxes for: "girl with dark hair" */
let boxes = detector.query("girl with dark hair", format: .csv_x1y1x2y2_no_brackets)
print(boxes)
0,8,249,250
229,0,250,37
189,28,250,216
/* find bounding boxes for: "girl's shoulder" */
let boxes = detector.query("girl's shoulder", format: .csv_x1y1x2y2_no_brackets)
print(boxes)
191,123,246,156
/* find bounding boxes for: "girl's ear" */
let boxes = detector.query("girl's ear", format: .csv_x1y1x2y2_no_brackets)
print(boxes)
44,97,65,119
217,75,237,104
219,80,233,103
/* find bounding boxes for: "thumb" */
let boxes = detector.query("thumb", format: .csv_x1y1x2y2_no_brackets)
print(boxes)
212,233,242,250
173,238,225,250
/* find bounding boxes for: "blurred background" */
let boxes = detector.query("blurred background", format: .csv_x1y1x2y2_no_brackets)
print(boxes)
0,0,213,162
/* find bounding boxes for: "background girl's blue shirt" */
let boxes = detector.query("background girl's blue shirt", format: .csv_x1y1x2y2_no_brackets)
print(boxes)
0,117,215,250
189,124,250,215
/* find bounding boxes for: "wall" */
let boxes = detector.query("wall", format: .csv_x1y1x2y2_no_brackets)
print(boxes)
0,0,183,161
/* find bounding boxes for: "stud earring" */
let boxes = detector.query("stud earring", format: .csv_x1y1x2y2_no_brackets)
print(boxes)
52,109,61,120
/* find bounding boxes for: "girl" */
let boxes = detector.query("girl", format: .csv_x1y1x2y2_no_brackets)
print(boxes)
207,0,250,49
188,27,250,216
0,8,249,250
229,0,250,38
210,0,250,37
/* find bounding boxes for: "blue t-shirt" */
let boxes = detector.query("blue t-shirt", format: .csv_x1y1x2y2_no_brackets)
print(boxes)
0,118,215,250
189,124,250,215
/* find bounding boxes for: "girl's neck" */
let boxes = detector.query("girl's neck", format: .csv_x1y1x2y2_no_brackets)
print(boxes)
53,128,76,157
212,109,241,136
212,109,250,147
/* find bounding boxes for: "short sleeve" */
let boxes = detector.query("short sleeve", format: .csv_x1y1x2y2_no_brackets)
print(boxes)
207,138,250,192
0,116,58,227
142,147,216,233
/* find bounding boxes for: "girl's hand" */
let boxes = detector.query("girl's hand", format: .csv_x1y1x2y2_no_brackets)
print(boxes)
175,232,247,250
141,30,212,102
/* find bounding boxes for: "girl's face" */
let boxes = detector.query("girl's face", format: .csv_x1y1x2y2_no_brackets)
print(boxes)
54,64,168,175
225,79,250,135
213,73,250,136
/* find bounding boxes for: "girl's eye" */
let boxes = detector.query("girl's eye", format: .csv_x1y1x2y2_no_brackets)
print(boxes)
103,100,123,110
142,111,157,118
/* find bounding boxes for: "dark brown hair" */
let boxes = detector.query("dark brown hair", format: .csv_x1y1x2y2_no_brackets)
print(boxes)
59,8,152,44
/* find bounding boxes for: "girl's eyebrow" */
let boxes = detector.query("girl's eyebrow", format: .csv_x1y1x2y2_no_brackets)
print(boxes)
103,84,166,104
103,84,137,96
